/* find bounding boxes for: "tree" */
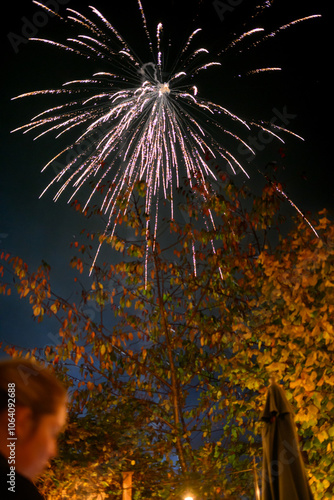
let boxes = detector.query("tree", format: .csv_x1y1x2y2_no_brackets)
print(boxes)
37,398,170,499
234,210,334,499
1,179,333,499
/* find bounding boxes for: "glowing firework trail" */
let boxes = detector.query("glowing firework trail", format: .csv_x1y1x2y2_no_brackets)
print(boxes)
11,1,320,274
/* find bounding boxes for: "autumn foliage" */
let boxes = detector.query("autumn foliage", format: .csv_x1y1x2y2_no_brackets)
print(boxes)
1,180,333,499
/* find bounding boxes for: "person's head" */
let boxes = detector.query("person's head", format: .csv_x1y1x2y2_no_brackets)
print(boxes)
0,357,67,480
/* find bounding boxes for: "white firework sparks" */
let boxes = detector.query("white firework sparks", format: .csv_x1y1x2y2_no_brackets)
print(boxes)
11,1,321,274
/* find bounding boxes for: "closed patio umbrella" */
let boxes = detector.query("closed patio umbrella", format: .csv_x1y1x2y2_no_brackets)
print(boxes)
261,380,314,500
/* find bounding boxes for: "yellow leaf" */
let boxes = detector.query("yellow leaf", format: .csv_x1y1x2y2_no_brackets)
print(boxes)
328,426,334,437
322,479,330,489
267,362,286,376
305,351,317,367
307,405,319,418
326,401,334,412
317,430,328,443
50,303,58,314
33,306,41,316
304,380,316,392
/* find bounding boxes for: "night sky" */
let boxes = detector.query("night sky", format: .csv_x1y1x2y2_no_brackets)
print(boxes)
0,0,331,351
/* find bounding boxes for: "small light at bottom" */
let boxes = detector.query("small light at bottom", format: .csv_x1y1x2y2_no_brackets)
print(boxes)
184,497,194,500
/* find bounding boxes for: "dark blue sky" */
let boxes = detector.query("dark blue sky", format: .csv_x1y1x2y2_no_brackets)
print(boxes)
0,0,331,351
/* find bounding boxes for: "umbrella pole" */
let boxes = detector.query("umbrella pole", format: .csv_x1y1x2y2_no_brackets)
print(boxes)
253,457,261,500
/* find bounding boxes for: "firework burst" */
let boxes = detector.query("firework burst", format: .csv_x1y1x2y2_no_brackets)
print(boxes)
11,1,320,275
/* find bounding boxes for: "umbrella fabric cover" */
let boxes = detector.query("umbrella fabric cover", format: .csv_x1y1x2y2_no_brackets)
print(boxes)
261,381,314,500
